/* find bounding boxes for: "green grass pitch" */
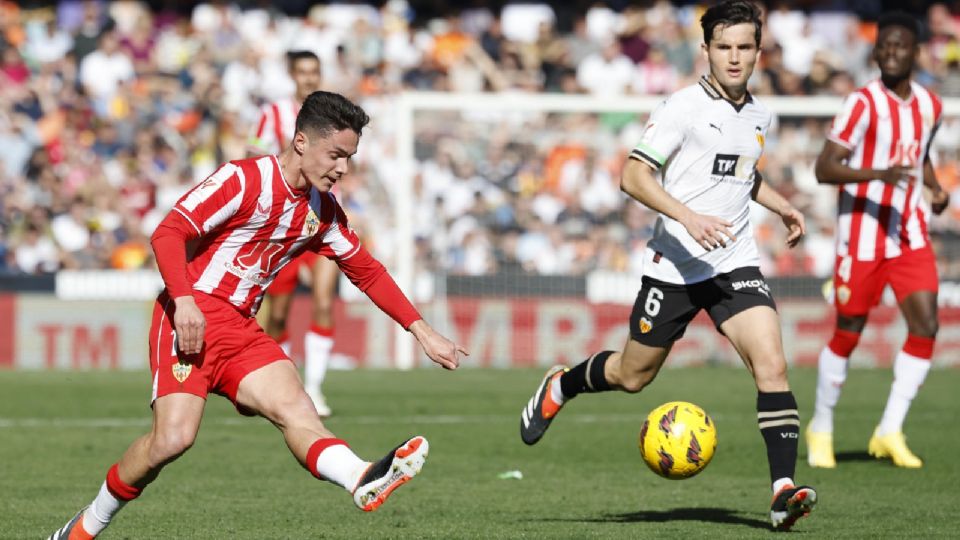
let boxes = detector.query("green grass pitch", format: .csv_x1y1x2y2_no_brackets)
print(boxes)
3,366,957,538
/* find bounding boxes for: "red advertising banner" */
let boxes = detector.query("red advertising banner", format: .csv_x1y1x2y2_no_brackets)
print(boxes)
287,297,960,369
1,293,957,370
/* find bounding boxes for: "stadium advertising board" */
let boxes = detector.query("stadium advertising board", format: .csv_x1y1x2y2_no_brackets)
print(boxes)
0,293,957,370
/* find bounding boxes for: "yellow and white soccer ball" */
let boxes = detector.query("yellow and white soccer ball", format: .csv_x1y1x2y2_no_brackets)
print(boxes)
638,401,717,480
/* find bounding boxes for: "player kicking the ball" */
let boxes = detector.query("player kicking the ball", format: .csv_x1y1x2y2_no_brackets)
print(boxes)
49,91,467,539
519,1,816,530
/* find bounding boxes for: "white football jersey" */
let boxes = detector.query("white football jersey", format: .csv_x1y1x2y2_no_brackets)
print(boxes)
630,76,772,285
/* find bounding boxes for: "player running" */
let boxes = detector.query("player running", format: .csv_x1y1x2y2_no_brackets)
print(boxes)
806,12,948,469
49,91,467,540
250,50,340,417
519,1,816,530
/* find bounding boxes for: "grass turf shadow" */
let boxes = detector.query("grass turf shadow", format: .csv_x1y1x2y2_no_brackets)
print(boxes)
547,507,771,530
834,450,875,462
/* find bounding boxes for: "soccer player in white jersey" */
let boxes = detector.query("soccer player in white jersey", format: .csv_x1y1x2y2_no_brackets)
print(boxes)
48,92,468,539
519,1,816,530
250,50,341,417
806,12,948,470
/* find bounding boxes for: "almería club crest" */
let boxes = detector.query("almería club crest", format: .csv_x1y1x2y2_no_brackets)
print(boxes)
172,361,192,383
304,210,320,236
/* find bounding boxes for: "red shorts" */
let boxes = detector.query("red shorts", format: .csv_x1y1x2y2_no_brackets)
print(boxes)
833,245,939,317
267,251,320,295
149,291,289,412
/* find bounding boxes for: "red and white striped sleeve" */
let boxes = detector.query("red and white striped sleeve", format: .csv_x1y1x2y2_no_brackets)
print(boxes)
308,191,421,327
173,162,246,236
828,92,870,150
310,191,362,261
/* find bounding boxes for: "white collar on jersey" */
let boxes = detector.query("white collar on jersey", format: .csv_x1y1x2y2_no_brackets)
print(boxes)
877,79,916,106
698,76,754,113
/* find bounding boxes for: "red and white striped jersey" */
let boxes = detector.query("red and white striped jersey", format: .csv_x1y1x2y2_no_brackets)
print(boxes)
173,155,361,316
827,80,943,261
250,97,299,154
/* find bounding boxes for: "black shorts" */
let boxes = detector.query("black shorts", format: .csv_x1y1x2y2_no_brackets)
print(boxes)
629,267,777,347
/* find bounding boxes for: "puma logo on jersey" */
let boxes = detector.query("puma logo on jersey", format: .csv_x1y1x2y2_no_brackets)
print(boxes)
709,122,722,133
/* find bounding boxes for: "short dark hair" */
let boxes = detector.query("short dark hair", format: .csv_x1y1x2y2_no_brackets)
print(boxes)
701,0,762,47
296,91,370,137
877,11,920,42
286,50,320,71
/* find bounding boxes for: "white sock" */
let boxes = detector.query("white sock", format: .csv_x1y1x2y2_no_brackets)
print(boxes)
305,331,333,394
773,477,795,494
809,346,849,433
877,351,931,436
549,375,566,405
82,482,127,536
315,444,369,491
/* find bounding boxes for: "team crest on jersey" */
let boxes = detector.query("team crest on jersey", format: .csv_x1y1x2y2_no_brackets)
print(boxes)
755,126,765,149
639,317,653,334
837,285,851,305
304,210,320,236
172,360,192,383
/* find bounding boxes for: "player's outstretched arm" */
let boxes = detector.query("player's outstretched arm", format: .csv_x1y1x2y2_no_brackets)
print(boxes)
408,320,467,370
752,178,806,248
620,158,735,251
333,244,468,369
815,140,910,186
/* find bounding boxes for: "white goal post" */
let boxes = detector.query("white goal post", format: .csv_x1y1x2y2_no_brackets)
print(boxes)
391,91,960,369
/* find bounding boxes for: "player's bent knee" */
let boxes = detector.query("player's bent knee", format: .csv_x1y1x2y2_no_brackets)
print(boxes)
752,357,788,389
148,429,196,464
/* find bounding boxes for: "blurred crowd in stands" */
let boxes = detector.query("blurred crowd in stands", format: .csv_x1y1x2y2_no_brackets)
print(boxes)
1,0,959,281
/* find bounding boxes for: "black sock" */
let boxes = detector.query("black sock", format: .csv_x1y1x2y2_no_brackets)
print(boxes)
757,391,800,485
559,351,614,399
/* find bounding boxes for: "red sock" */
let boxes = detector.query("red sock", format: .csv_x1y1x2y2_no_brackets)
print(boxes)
827,328,860,358
309,324,334,337
902,334,935,359
106,463,141,501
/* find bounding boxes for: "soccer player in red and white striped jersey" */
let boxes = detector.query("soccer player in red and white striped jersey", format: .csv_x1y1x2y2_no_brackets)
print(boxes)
48,92,467,540
250,50,341,418
806,12,950,470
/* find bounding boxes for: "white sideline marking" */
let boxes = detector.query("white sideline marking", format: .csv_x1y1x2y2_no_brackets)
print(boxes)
0,414,646,429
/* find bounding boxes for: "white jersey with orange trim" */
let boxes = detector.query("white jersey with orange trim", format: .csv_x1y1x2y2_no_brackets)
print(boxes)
250,97,300,155
629,76,773,285
827,80,943,261
174,155,360,316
